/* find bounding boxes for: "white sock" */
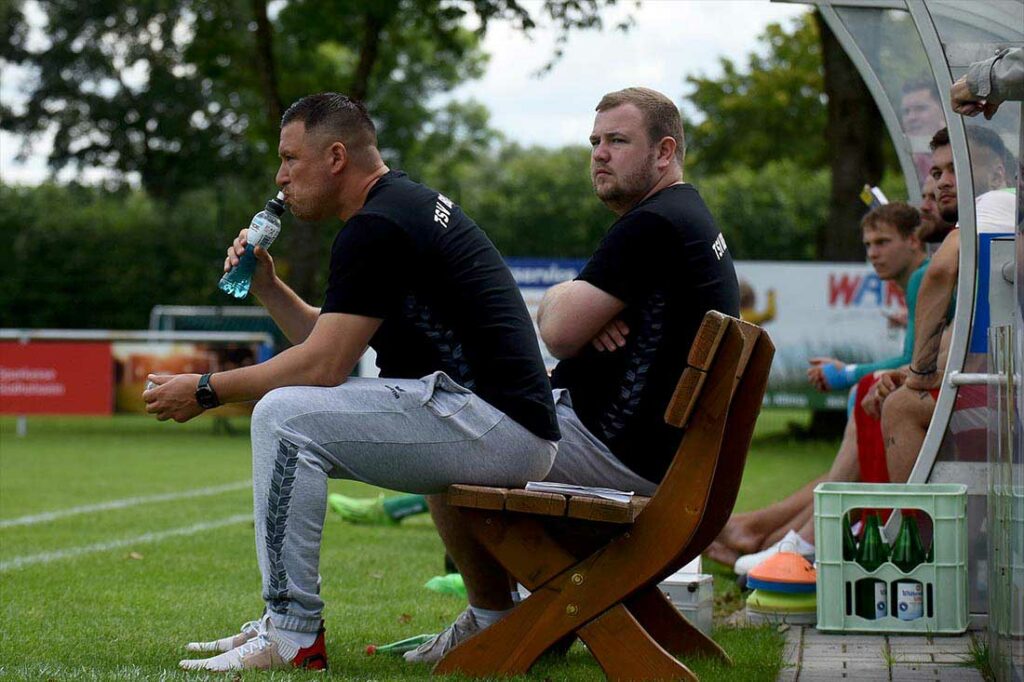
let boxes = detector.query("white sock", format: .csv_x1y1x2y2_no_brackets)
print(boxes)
273,625,317,649
469,605,511,628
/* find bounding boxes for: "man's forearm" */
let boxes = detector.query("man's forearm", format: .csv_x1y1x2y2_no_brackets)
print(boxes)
254,278,320,345
210,343,342,405
909,270,954,375
536,281,574,328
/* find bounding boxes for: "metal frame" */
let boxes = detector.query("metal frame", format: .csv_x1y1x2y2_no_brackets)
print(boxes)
903,0,978,484
815,4,923,202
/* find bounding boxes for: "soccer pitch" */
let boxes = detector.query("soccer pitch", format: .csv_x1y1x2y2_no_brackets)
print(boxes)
0,414,825,680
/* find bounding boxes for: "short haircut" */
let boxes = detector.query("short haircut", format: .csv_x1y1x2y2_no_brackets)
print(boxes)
966,124,1011,174
929,125,1013,179
596,87,686,166
930,127,949,151
901,78,939,101
281,93,377,152
862,202,921,240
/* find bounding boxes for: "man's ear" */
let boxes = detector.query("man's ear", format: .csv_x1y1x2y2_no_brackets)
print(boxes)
329,142,348,175
656,136,677,170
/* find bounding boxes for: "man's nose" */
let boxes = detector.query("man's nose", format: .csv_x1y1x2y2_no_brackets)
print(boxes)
275,163,288,187
592,142,610,161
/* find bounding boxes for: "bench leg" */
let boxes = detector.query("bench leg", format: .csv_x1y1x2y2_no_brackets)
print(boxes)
579,604,698,681
627,586,731,663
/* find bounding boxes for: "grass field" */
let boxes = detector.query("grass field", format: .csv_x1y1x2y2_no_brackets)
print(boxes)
0,410,837,681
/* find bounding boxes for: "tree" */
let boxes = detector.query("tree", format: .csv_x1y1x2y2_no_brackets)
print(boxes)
683,12,827,177
684,10,895,261
457,144,612,257
2,0,630,300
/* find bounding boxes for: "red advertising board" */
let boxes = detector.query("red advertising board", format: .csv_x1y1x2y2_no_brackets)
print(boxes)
0,342,113,415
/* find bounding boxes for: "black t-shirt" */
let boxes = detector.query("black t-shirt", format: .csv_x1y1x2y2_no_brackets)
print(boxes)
550,183,739,482
321,170,560,442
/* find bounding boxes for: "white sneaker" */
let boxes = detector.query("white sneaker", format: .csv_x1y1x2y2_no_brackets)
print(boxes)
403,608,482,664
733,530,815,575
185,618,263,652
179,616,328,671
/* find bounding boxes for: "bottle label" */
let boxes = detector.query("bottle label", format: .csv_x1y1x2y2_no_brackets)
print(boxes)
248,213,280,250
874,582,887,619
896,582,924,621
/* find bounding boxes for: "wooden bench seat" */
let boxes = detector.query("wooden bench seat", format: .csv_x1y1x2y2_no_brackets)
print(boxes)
448,484,650,523
435,311,775,681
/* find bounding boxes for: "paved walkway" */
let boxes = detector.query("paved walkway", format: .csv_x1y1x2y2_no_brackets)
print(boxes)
778,626,985,681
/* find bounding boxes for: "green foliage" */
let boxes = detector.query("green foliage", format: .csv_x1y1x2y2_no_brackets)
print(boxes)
2,0,627,198
684,12,827,177
451,144,613,258
0,181,270,329
694,161,829,261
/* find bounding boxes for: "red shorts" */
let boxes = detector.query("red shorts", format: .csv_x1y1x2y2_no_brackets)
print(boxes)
854,374,889,484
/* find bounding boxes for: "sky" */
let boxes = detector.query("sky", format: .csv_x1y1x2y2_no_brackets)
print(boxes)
0,0,808,186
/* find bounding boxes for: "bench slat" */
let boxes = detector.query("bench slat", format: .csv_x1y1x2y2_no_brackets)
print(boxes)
506,489,567,516
686,310,728,370
448,484,508,510
664,367,706,429
567,495,649,523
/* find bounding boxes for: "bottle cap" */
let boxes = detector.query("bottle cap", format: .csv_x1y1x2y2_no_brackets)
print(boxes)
265,191,286,216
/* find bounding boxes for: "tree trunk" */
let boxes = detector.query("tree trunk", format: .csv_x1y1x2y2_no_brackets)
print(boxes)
350,8,387,102
251,0,283,130
817,11,885,261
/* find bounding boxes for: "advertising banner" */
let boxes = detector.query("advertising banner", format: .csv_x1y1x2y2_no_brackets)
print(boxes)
113,341,259,416
736,262,904,410
507,258,906,411
0,342,113,415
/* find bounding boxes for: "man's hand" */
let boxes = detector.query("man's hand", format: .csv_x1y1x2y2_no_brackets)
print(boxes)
884,309,908,329
591,318,630,352
225,228,277,295
807,357,843,392
143,373,204,422
862,369,906,419
950,75,1001,119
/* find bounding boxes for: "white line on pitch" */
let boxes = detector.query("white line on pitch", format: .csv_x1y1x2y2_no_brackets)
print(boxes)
0,514,252,572
0,480,251,529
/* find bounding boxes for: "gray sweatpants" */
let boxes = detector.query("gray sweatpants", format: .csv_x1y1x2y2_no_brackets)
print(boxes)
249,371,557,632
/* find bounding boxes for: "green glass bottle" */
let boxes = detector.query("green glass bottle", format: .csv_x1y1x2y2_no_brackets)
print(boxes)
842,513,858,562
890,514,925,573
855,513,888,619
890,513,926,620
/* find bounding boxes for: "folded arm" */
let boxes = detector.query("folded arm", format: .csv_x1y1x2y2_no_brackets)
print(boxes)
537,280,626,360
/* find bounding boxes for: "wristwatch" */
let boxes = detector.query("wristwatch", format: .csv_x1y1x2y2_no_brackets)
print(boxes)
195,373,221,410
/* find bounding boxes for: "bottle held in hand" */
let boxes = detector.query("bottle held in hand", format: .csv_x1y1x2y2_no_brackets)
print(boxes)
218,192,286,299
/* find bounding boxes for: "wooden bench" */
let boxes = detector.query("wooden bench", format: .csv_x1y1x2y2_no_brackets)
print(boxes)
434,311,774,680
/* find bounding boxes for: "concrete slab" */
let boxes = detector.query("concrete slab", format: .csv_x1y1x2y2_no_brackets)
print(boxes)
936,666,984,681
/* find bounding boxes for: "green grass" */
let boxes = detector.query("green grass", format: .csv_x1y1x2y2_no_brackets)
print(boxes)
0,410,839,681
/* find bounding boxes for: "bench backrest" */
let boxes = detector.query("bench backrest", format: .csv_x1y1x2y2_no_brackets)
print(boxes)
636,310,774,577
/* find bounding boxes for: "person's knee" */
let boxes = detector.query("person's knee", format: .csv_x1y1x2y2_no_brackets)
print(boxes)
252,386,293,429
881,385,933,432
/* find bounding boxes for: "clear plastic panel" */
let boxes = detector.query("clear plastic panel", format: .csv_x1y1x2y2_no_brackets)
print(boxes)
835,7,947,186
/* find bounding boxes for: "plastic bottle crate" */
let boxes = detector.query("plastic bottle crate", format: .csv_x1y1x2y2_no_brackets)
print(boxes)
814,482,968,634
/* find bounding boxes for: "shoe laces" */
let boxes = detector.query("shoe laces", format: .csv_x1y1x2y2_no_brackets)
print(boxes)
237,633,272,658
240,619,264,637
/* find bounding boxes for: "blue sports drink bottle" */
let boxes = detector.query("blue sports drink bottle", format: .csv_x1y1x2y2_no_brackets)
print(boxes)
218,192,286,299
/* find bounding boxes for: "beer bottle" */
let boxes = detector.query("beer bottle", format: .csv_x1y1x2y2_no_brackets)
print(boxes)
890,512,926,621
855,513,888,619
842,513,858,561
